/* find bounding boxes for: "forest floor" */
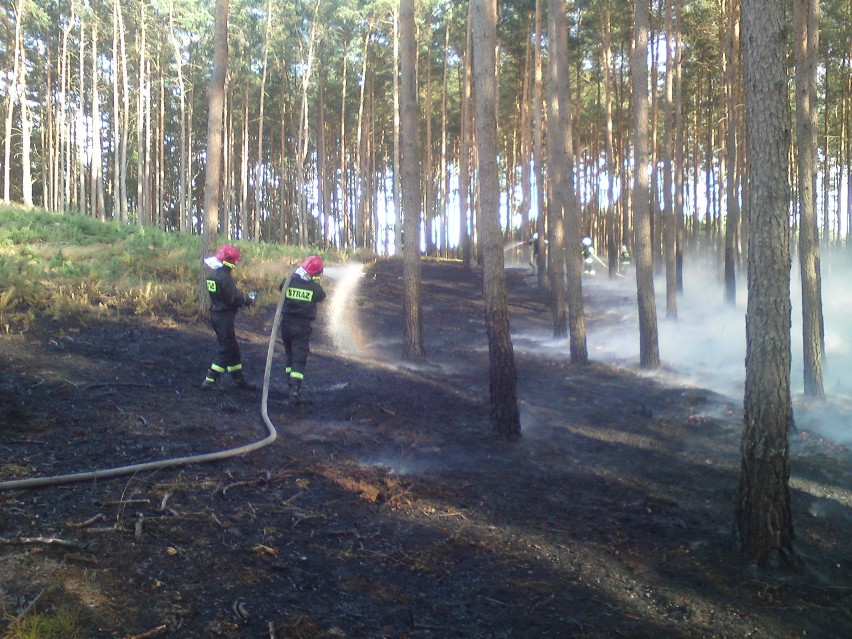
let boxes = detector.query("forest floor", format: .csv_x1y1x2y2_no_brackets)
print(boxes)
1,258,851,639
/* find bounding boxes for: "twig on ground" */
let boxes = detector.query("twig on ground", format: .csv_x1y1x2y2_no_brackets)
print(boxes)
121,623,168,639
155,491,173,512
84,382,154,390
219,477,268,496
66,513,107,528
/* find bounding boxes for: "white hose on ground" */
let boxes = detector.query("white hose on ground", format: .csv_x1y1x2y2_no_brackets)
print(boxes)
0,274,294,492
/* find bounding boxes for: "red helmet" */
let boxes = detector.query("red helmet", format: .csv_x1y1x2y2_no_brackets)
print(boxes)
215,244,241,265
301,255,324,277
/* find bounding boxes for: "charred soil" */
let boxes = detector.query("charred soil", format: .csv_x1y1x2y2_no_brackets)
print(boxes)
1,258,851,639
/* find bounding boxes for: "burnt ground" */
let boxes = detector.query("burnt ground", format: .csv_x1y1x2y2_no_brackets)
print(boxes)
1,258,851,639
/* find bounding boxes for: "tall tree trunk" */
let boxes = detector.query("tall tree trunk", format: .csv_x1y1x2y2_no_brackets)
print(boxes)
424,55,435,256
603,2,617,277
663,0,677,317
19,17,33,207
471,0,521,441
3,0,25,203
632,0,661,369
295,0,321,246
460,10,473,270
116,0,130,223
548,0,587,363
356,23,370,249
399,0,425,362
724,0,741,305
136,3,147,225
91,19,105,220
546,0,567,340
169,1,189,232
253,0,273,241
201,0,228,319
440,8,451,257
533,0,547,285
736,0,797,568
674,0,685,291
392,7,402,254
78,20,87,215
795,0,825,398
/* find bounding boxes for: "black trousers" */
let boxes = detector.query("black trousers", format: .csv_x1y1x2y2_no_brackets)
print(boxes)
210,310,241,369
281,319,313,380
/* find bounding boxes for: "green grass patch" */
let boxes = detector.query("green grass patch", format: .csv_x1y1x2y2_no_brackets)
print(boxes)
0,204,342,330
3,606,85,639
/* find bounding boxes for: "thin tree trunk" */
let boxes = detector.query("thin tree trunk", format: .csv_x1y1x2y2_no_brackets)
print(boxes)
663,0,677,318
169,1,188,232
399,0,425,362
78,20,87,215
356,23,370,249
201,0,228,319
471,0,521,441
546,0,567,340
724,0,741,305
460,11,473,270
604,2,617,277
3,0,25,203
795,0,825,398
633,0,661,369
440,8,451,257
19,17,33,207
533,0,547,285
136,3,147,224
116,0,130,223
91,19,105,220
253,0,273,241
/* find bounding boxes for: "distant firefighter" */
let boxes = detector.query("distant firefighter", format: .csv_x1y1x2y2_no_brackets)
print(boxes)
527,232,540,271
582,237,595,275
619,244,632,269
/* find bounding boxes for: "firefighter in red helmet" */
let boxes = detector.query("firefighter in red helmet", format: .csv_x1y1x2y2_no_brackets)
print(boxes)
201,244,257,390
279,256,326,403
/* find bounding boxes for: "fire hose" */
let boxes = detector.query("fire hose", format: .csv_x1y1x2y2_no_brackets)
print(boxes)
0,273,294,492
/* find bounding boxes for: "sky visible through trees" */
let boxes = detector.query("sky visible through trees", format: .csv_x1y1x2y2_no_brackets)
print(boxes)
1,0,850,251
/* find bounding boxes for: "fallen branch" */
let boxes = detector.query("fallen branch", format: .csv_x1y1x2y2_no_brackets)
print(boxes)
0,536,81,549
121,623,168,639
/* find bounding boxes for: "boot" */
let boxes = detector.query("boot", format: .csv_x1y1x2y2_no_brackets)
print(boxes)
231,370,257,390
201,368,220,390
288,380,302,403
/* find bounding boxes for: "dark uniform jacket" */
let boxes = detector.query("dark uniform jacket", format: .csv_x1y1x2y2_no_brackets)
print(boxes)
280,274,327,322
207,266,250,312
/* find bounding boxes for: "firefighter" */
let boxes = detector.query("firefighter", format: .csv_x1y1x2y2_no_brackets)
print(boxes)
279,256,327,403
202,244,257,390
582,237,596,275
619,244,632,270
527,232,540,272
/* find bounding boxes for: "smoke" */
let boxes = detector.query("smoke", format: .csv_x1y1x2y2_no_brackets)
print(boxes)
572,253,852,447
